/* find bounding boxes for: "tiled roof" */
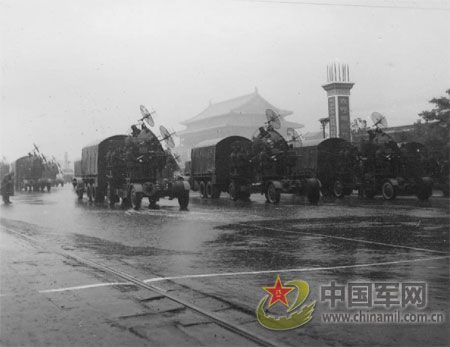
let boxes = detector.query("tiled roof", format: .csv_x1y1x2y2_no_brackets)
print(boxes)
177,119,303,136
181,91,293,125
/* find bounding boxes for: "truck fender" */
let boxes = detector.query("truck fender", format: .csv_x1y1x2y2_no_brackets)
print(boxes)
267,180,282,190
420,176,433,187
387,178,399,187
306,178,321,190
182,181,191,191
130,183,144,193
172,180,190,196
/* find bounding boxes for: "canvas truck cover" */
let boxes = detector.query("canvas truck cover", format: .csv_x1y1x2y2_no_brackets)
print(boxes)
191,136,251,183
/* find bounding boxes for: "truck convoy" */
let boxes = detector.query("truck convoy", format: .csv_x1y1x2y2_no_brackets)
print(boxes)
13,153,59,192
188,109,438,203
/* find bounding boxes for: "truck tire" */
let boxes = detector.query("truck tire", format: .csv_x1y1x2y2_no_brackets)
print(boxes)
333,179,344,198
178,190,189,211
199,181,206,199
121,196,131,209
306,179,320,204
131,191,142,210
148,196,160,209
343,187,353,196
87,184,94,202
205,182,212,199
211,185,221,199
416,180,432,201
443,185,449,197
240,191,251,202
265,183,280,204
229,182,238,201
381,181,397,200
363,186,376,199
95,187,104,203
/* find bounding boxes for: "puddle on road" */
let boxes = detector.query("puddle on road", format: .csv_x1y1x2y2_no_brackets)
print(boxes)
216,215,450,254
73,233,197,257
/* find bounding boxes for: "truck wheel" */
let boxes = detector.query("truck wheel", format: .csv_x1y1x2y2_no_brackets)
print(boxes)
333,179,344,198
178,191,189,211
306,179,320,205
240,191,251,202
131,191,142,210
229,182,238,201
87,185,94,202
265,183,280,204
46,185,51,192
121,196,131,209
2,194,10,204
94,187,104,203
416,182,432,201
107,184,117,207
211,184,220,199
205,182,212,198
443,185,449,197
381,181,397,200
363,187,375,199
148,197,160,210
199,181,206,198
343,187,353,196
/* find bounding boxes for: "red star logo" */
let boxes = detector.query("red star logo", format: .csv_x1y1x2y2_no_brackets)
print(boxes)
263,275,294,308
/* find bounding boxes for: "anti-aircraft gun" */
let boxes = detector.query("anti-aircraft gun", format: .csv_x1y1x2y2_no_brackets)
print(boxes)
356,112,433,200
229,109,321,204
13,144,57,192
78,105,190,210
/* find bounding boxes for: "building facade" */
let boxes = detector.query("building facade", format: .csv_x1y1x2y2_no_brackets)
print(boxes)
177,89,303,161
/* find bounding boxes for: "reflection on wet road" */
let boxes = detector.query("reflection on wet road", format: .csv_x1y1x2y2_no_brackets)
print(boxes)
1,187,449,346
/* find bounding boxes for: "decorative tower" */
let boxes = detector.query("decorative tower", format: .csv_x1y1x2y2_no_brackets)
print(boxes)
322,63,354,141
64,152,69,170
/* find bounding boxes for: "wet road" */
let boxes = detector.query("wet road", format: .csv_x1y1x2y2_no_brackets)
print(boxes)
1,186,449,346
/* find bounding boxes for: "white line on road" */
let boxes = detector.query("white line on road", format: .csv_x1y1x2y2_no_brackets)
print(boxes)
142,255,450,283
27,255,449,295
2,256,446,297
242,224,449,254
38,282,132,293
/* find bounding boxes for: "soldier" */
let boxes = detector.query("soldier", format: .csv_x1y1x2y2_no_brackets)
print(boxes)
131,125,141,137
1,173,13,204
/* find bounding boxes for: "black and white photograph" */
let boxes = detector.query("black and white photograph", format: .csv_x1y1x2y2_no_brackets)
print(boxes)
0,0,449,346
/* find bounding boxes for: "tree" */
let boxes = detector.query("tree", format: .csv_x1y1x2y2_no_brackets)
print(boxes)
415,89,450,152
350,117,368,135
318,117,329,139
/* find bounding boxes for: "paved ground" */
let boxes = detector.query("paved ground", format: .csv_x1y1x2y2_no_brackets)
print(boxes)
1,186,449,346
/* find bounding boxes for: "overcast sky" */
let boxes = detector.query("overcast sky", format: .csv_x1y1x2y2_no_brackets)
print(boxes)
1,0,449,163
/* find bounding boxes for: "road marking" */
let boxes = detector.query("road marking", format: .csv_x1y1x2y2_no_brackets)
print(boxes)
20,255,449,295
241,224,449,254
142,255,450,283
38,282,132,293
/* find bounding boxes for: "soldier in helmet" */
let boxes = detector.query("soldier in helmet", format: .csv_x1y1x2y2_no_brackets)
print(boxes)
131,125,141,137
